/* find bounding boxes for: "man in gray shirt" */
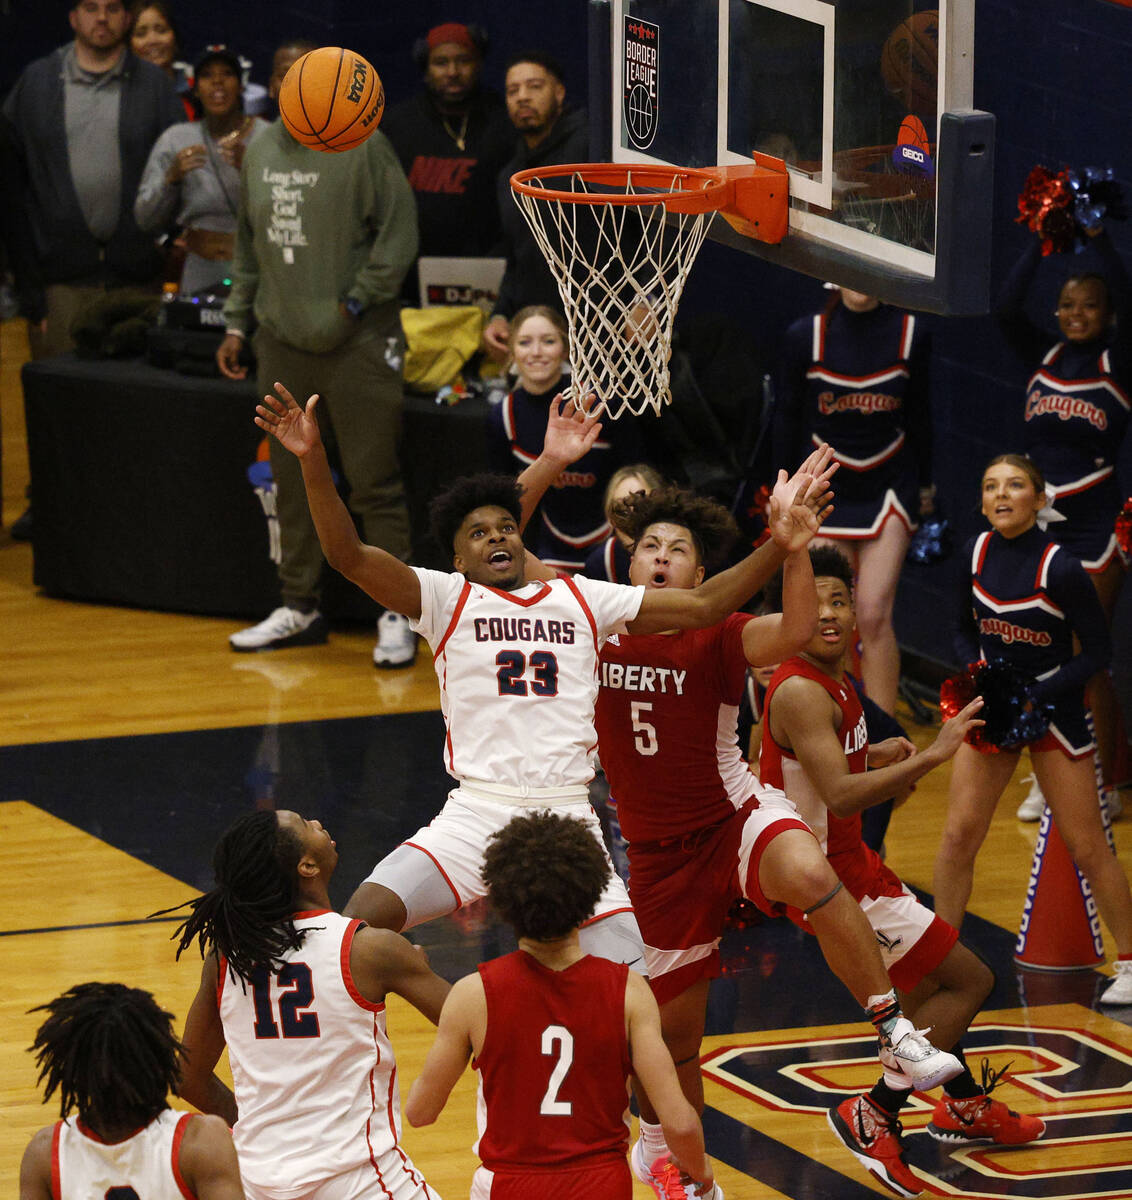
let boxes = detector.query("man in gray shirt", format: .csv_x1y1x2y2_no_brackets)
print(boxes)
4,0,182,360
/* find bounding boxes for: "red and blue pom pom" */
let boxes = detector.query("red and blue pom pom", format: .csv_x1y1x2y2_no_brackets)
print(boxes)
940,658,1055,751
1016,165,1127,256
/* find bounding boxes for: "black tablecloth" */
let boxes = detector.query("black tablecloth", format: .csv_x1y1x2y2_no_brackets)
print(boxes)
22,356,488,619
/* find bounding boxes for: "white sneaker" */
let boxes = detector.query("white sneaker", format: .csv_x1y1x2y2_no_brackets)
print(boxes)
1016,774,1045,821
1103,789,1124,821
373,611,416,669
878,1017,962,1091
230,607,327,652
1099,960,1132,1005
631,1139,721,1199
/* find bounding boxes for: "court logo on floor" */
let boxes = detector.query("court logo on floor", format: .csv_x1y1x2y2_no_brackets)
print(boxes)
702,1022,1132,1197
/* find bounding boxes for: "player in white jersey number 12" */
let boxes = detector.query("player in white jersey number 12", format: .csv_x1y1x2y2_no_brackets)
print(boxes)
254,382,836,968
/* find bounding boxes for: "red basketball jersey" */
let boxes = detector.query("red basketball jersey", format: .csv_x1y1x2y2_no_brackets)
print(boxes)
595,614,760,843
474,951,632,1178
761,656,874,893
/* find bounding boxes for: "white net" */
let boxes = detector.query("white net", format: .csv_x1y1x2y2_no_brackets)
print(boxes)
512,168,718,419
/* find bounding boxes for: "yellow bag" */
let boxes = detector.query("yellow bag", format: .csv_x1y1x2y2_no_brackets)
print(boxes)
400,305,484,393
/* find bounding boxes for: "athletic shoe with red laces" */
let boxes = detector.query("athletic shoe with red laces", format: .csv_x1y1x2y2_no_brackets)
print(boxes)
630,1141,723,1200
828,1094,922,1197
928,1059,1046,1145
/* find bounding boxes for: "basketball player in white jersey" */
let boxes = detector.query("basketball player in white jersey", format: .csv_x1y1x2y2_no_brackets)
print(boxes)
19,982,243,1200
253,382,834,968
171,810,449,1200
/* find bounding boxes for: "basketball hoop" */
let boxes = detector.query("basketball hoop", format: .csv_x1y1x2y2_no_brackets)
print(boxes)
510,158,788,419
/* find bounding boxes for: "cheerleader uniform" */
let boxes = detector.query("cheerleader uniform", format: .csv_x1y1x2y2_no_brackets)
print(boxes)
955,525,1112,758
997,235,1132,572
486,373,645,572
581,534,632,582
774,301,932,539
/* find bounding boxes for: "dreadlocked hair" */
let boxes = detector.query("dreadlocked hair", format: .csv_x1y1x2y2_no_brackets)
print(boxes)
762,544,853,613
482,811,610,942
29,982,181,1129
161,811,306,984
610,485,739,569
429,473,524,554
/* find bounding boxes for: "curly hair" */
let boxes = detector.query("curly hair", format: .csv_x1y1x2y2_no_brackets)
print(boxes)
482,812,610,942
763,545,853,612
610,485,739,569
160,811,307,984
428,473,525,556
29,982,182,1130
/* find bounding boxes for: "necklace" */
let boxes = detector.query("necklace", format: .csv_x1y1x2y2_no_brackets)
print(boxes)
442,111,469,151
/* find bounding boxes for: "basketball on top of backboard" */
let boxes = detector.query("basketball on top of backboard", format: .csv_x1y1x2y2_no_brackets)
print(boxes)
589,0,995,314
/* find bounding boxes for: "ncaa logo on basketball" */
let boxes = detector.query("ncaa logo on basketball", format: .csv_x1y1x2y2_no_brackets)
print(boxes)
623,17,659,150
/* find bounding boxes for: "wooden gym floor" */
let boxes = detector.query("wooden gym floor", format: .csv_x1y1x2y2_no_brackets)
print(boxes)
2,319,1130,1199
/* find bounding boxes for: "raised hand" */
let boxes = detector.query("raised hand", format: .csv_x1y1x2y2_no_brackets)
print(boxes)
542,392,605,467
254,382,323,458
766,444,837,552
935,696,986,760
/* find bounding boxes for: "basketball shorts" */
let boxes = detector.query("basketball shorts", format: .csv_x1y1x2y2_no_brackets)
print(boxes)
472,1159,632,1199
367,785,634,928
627,794,810,1006
241,1147,438,1200
850,865,958,993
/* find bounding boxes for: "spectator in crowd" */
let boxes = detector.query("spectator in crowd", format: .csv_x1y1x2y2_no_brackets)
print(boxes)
382,21,515,295
486,305,644,571
217,57,420,667
264,38,318,121
773,285,934,715
2,0,182,540
136,47,267,295
18,982,243,1200
482,52,589,361
2,0,183,361
128,0,193,118
582,463,664,582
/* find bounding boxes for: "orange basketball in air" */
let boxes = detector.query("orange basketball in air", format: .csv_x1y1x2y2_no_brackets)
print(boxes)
278,46,385,153
880,10,939,116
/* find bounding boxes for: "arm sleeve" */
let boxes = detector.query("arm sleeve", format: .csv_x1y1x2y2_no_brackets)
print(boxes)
134,129,181,231
952,541,981,666
221,167,258,334
995,241,1050,364
1030,553,1112,701
347,134,419,309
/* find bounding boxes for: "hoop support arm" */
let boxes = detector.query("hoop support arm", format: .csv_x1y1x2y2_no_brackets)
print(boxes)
687,153,789,245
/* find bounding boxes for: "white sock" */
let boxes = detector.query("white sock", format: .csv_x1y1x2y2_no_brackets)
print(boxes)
638,1118,668,1161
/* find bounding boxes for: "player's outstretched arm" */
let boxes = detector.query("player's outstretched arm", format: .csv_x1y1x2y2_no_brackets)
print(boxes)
350,926,451,1025
179,1114,246,1200
516,392,605,531
625,973,715,1195
255,382,422,618
404,975,481,1127
741,548,818,666
770,675,985,817
178,957,238,1126
18,1127,53,1200
629,447,835,635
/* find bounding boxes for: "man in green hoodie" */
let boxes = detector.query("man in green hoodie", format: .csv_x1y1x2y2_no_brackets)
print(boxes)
218,62,420,668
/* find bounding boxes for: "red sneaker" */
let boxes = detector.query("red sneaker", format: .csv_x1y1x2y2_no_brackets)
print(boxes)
928,1059,1045,1145
828,1094,922,1197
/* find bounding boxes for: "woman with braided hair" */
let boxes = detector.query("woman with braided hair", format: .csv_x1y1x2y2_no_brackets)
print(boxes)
169,809,449,1200
19,981,243,1199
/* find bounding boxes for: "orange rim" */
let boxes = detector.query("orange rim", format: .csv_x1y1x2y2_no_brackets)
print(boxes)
510,162,731,214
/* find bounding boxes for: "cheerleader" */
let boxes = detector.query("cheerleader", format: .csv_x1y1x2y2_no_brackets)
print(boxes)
931,454,1132,1005
486,306,644,572
997,228,1130,815
774,286,934,713
581,463,663,582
